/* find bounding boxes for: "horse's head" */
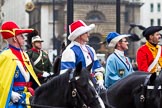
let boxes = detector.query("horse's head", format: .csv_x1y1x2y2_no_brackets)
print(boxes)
68,62,105,108
133,72,162,108
31,60,105,108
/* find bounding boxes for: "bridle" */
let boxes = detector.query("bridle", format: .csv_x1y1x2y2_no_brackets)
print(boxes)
69,70,100,108
133,73,162,108
21,103,67,108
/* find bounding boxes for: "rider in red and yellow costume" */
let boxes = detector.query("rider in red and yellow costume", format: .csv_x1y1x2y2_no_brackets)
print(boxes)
136,26,162,73
0,21,41,108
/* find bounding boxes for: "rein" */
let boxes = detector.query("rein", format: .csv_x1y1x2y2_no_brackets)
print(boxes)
69,71,99,108
21,103,67,108
69,71,88,108
136,74,151,108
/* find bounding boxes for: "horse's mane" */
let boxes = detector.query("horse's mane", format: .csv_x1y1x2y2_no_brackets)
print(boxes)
108,71,150,91
34,69,71,96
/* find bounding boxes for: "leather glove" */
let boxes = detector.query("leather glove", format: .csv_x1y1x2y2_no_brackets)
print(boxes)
11,91,22,103
42,71,50,77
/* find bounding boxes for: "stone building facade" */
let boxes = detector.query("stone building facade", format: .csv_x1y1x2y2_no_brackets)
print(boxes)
28,0,143,61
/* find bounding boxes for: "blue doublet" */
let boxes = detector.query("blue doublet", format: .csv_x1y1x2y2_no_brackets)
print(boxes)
60,41,103,74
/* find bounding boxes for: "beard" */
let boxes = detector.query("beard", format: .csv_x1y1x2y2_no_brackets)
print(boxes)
34,45,41,50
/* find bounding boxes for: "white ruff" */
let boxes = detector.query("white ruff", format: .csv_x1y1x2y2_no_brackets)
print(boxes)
16,60,30,82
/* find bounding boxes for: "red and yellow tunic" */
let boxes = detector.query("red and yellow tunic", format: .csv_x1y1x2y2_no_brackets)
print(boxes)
136,41,162,73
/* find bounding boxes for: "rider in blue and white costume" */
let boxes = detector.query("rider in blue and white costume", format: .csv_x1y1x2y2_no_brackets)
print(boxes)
104,32,134,89
60,20,105,89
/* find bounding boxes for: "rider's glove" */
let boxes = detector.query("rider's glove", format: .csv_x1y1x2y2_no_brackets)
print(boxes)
95,72,106,90
50,72,54,75
42,71,50,77
11,91,22,103
96,80,106,90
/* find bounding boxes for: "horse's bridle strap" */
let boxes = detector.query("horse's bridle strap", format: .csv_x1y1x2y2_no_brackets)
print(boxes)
22,103,67,108
147,85,162,89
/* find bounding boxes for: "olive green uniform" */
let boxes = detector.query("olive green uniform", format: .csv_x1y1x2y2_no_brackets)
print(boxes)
27,48,52,84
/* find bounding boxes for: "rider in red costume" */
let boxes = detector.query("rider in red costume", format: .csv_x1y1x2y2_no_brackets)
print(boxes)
136,26,162,73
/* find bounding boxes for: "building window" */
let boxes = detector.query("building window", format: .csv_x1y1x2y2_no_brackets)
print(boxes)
157,3,161,12
150,19,154,26
89,33,101,51
86,11,105,22
150,3,154,12
157,18,161,26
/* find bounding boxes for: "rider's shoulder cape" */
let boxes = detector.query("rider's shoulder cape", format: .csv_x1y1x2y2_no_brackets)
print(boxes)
0,49,40,108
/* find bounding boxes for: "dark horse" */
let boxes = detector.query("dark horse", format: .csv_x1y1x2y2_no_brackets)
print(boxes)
31,61,105,108
100,71,162,108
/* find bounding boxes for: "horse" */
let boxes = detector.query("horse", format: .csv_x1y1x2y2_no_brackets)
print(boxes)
100,71,162,108
31,61,105,108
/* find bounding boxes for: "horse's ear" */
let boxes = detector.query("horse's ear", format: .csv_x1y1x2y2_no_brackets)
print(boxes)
74,62,82,76
159,71,162,82
149,72,156,84
53,56,61,76
87,63,92,72
60,42,66,54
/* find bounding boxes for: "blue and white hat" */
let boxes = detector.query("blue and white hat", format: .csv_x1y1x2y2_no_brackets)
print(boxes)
106,32,130,47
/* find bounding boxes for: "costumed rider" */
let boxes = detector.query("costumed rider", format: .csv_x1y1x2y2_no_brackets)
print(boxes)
27,35,53,84
60,20,105,90
0,21,41,108
104,32,134,88
136,26,162,74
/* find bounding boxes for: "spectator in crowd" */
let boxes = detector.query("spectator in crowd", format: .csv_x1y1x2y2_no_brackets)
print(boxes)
27,35,53,84
105,32,134,88
136,26,162,74
0,21,40,107
60,20,105,90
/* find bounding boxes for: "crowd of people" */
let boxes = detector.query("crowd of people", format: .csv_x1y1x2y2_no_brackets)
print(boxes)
0,20,162,107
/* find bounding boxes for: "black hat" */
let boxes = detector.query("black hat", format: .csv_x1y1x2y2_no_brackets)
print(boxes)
142,26,162,38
